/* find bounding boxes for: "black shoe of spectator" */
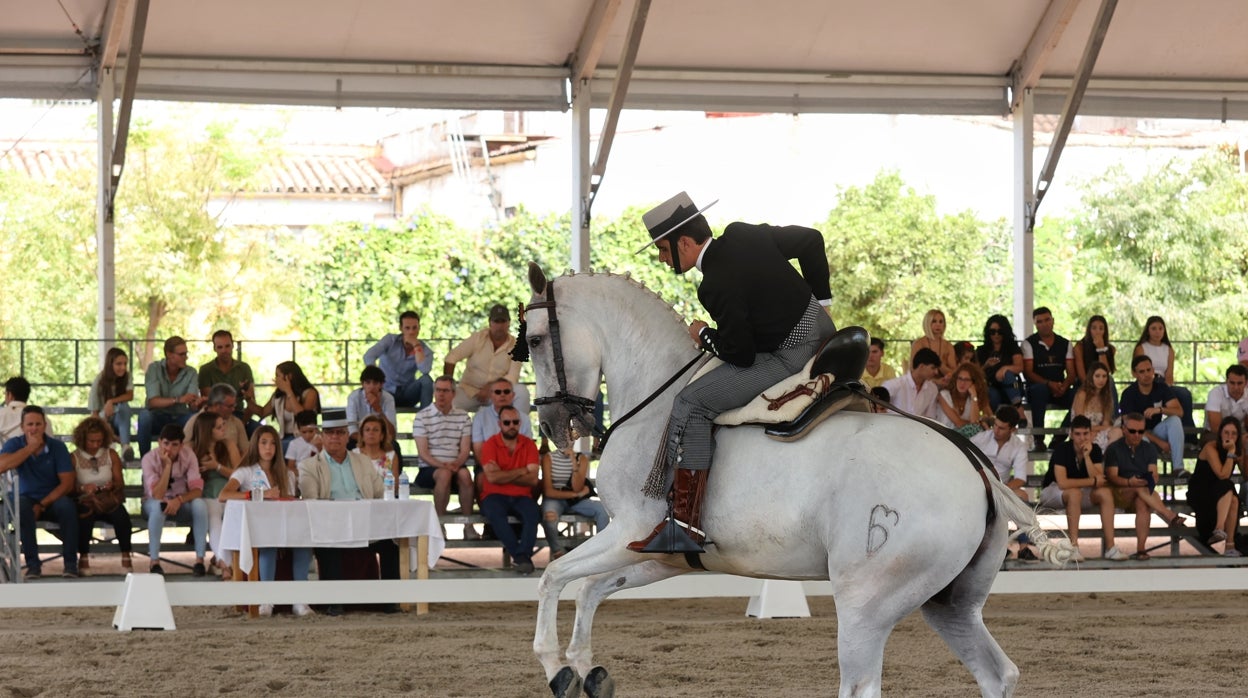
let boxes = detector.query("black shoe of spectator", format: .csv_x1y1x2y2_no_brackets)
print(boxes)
325,604,343,617
515,558,535,575
150,564,165,576
192,562,206,577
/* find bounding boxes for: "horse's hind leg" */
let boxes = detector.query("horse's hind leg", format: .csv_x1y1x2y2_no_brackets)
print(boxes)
566,560,689,688
921,525,1019,697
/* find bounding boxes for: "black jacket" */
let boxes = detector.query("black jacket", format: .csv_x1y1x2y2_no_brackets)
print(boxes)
697,223,831,367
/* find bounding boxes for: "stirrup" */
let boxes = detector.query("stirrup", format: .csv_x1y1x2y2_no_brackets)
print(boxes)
639,518,706,554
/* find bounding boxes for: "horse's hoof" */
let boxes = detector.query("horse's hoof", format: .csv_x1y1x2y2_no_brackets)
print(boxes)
583,666,614,698
549,666,582,697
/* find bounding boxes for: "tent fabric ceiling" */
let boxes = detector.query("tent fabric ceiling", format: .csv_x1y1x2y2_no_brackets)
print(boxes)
3,0,1248,117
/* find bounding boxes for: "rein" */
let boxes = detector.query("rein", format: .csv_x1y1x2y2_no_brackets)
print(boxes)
515,277,706,449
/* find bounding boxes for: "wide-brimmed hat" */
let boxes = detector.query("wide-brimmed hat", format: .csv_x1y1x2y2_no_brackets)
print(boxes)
634,191,718,254
321,409,348,429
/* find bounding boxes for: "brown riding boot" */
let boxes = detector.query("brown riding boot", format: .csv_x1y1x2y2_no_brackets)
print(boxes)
627,468,710,553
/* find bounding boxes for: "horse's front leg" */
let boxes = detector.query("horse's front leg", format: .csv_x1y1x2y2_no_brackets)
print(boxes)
534,529,643,694
566,559,689,696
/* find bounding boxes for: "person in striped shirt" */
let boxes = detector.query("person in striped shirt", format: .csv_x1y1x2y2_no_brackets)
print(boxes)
412,376,474,517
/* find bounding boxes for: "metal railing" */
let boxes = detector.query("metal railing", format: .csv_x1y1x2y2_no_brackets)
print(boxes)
1,471,19,583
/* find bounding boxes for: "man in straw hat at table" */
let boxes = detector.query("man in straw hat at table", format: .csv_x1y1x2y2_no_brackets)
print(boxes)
628,192,836,554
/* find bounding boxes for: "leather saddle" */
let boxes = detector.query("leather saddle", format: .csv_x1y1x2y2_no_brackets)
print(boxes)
710,326,872,441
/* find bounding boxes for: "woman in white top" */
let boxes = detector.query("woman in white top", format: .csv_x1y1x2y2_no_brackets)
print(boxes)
352,414,399,497
72,416,133,575
1071,362,1121,450
245,361,320,449
1133,315,1195,436
219,425,314,617
935,362,993,437
539,437,609,559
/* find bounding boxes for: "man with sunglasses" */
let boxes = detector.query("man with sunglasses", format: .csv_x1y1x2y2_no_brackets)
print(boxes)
137,336,205,456
1105,412,1187,560
478,405,541,575
471,377,532,465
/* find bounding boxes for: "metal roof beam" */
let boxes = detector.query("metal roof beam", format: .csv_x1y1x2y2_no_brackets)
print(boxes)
589,0,648,193
107,0,149,221
1009,0,1081,113
569,0,622,95
1033,0,1116,217
96,0,133,75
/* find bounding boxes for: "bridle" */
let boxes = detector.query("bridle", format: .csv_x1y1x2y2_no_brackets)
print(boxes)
514,277,706,449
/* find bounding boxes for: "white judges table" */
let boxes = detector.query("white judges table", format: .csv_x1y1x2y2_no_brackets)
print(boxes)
221,499,445,615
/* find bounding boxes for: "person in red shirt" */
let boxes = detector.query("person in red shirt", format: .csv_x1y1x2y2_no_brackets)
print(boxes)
479,405,540,574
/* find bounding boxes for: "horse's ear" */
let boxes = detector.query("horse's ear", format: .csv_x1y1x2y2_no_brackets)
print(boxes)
528,262,547,295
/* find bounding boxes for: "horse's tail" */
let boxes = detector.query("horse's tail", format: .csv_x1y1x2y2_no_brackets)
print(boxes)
985,475,1076,566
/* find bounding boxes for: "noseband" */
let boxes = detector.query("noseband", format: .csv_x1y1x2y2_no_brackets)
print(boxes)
514,276,706,449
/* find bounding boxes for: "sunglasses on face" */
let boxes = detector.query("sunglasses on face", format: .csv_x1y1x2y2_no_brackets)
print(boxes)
500,419,520,426
494,388,512,395
1125,428,1146,435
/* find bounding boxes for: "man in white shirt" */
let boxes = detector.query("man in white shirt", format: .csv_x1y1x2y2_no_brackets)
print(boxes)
969,405,1030,502
881,348,941,419
1205,364,1248,434
0,376,31,442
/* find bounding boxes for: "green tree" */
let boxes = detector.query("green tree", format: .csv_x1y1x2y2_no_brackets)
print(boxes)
819,171,1012,347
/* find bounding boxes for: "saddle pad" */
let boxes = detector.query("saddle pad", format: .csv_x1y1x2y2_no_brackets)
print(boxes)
692,355,834,427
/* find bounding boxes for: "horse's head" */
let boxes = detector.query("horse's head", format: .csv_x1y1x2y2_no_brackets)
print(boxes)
523,262,604,451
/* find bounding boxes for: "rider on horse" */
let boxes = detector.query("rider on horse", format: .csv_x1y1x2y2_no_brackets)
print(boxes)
628,192,837,554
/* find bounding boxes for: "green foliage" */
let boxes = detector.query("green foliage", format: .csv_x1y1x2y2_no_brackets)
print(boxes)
819,171,1012,342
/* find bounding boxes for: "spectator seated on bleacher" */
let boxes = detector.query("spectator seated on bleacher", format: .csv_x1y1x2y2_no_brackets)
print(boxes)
1133,316,1196,440
444,303,529,413
137,336,204,457
861,337,896,391
0,376,32,442
141,423,209,577
1119,355,1187,478
868,386,891,413
1186,417,1243,556
284,410,320,474
1037,416,1125,562
1204,365,1248,442
187,397,245,580
297,409,398,616
71,416,134,575
472,377,534,463
363,310,434,410
243,360,320,451
88,347,135,460
970,405,1030,502
881,348,940,419
197,330,256,428
539,437,608,560
347,365,397,444
1022,307,1076,451
975,314,1025,420
352,414,399,497
219,425,314,616
0,405,79,579
1071,361,1121,451
1105,412,1187,561
478,405,540,576
910,309,958,391
934,362,993,437
412,376,475,519
1073,315,1118,407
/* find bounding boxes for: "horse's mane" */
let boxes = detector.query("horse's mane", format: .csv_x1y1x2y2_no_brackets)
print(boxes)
554,268,689,328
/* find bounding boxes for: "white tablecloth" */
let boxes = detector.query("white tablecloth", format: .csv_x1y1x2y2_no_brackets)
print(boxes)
220,499,444,574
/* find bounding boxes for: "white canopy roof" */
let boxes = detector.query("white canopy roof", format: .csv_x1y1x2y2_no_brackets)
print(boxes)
4,0,1248,118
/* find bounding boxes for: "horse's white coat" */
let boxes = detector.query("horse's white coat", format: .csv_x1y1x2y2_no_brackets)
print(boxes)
526,269,1061,698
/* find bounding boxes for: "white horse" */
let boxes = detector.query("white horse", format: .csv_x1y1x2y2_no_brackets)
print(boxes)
523,264,1067,698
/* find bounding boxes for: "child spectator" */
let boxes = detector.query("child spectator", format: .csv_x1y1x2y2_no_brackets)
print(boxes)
88,348,135,460
284,410,321,474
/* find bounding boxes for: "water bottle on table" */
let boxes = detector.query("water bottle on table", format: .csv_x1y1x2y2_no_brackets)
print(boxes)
383,468,396,501
250,466,266,501
398,469,410,499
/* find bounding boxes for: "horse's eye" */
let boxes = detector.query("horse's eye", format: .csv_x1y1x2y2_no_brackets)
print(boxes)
529,336,542,349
